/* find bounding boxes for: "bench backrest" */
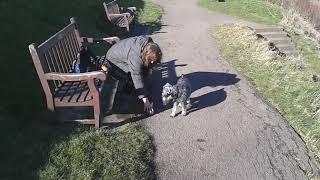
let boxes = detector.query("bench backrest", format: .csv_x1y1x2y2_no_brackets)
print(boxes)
103,0,120,20
29,18,83,92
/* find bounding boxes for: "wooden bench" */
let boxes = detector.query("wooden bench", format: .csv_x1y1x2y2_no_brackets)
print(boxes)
28,17,120,128
103,0,136,32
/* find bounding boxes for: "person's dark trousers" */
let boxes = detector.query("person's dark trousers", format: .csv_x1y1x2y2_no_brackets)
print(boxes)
100,59,155,112
105,61,135,94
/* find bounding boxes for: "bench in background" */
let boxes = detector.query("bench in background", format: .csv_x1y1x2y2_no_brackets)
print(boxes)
103,0,136,32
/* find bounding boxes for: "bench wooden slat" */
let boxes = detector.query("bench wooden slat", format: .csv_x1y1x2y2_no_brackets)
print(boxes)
47,49,58,72
43,52,53,73
55,100,92,107
57,81,77,101
112,16,126,26
38,23,77,55
53,80,97,104
66,81,83,102
77,83,91,102
51,46,64,73
67,32,80,62
105,1,120,14
59,36,74,71
128,15,134,23
46,49,60,88
63,119,97,124
52,45,66,73
56,43,70,73
63,33,77,68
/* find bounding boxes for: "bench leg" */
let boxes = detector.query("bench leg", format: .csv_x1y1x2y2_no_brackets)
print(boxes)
47,99,55,111
88,79,101,128
93,99,101,128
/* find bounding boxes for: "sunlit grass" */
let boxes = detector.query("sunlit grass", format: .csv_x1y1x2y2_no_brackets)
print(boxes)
212,24,320,162
198,0,282,25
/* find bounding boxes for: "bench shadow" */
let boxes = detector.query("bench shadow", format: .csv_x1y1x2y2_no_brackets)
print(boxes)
129,24,168,36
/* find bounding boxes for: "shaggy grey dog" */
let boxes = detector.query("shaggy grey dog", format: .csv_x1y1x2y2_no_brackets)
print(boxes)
162,75,192,117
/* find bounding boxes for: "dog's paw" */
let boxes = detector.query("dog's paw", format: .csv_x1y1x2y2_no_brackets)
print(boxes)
170,113,176,118
181,111,187,116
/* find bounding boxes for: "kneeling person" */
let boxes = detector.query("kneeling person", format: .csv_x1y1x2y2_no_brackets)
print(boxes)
101,36,162,114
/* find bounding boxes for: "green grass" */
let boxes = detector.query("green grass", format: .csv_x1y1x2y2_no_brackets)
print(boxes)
211,24,320,161
39,126,154,180
1,116,155,179
137,0,162,25
291,34,320,74
198,0,283,25
0,0,161,179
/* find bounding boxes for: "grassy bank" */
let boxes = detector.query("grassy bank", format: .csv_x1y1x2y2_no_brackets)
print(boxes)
211,24,320,160
198,0,282,25
0,0,161,179
39,126,154,180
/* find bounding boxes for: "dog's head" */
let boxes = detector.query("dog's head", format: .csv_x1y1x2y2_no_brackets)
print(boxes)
162,83,175,105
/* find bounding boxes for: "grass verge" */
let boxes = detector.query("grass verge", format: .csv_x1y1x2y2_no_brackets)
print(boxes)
39,126,154,180
198,0,282,25
211,24,320,161
290,34,320,75
0,0,161,179
136,0,162,25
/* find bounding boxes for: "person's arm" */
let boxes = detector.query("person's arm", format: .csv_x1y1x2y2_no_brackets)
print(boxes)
128,55,154,114
128,52,149,99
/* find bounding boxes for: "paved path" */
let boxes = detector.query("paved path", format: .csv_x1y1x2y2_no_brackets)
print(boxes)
140,0,320,179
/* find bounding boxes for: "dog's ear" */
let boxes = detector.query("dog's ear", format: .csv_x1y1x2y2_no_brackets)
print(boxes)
164,83,171,87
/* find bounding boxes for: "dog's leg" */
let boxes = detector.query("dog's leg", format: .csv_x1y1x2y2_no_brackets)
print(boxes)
171,102,178,117
186,98,191,109
181,103,187,116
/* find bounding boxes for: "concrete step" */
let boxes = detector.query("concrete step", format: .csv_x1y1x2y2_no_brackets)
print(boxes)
277,45,295,51
282,50,299,57
277,46,295,51
268,38,291,44
259,32,288,39
255,27,284,33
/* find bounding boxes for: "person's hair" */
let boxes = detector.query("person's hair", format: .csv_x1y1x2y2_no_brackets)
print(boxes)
142,42,162,66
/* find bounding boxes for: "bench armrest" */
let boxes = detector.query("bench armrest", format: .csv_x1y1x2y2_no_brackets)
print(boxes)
121,12,131,17
81,36,120,44
120,7,136,12
127,7,136,11
45,71,107,81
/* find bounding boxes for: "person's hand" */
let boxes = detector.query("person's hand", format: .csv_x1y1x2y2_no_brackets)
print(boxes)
143,97,154,114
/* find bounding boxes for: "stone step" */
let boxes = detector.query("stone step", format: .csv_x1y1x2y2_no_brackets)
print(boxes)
276,44,295,51
276,43,294,47
268,38,291,44
278,46,295,51
259,32,288,39
282,50,299,57
255,27,284,33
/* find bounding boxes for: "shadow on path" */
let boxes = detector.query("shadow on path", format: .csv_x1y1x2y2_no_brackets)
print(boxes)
154,60,240,114
104,59,240,126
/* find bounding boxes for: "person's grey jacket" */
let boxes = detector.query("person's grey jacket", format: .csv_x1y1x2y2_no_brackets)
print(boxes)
106,36,152,98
